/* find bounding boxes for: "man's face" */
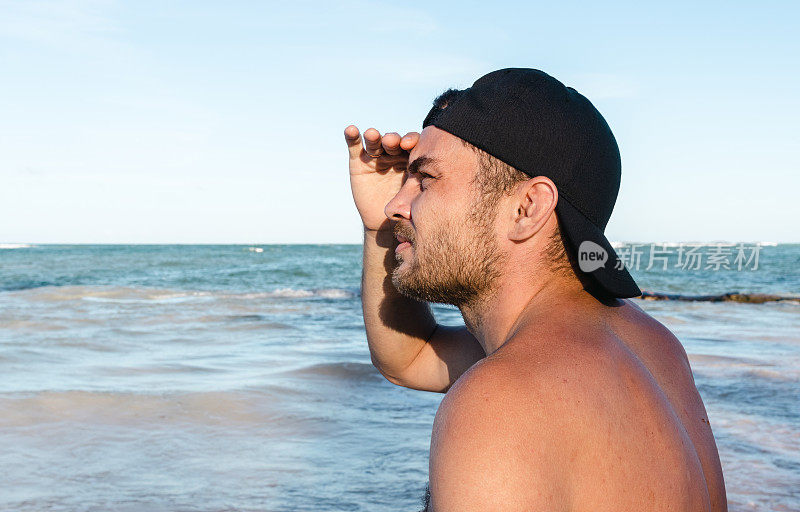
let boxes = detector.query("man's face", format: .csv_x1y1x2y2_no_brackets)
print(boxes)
385,127,507,307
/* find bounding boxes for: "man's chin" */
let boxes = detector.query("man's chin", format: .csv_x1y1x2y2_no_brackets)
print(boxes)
391,264,421,298
390,262,410,287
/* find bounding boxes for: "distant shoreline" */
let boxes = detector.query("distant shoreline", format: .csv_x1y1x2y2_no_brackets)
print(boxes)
639,291,800,304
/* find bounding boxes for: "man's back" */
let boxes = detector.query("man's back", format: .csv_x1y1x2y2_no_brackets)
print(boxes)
427,299,726,512
603,300,727,510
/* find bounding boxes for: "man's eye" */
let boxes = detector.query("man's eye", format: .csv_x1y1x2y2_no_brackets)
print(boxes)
418,174,432,190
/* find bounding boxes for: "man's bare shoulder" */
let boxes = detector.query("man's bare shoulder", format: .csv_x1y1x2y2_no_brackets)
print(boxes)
428,353,575,511
615,299,693,369
428,340,627,511
429,319,712,511
433,330,629,446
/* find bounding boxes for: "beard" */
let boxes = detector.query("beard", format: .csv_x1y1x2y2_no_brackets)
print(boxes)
391,202,506,308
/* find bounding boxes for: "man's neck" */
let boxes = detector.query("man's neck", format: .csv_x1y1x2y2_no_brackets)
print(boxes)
458,270,589,355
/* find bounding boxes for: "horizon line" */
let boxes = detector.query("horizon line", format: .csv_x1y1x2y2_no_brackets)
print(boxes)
1,241,795,247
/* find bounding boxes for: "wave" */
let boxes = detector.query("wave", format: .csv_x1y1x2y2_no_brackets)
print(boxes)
0,390,277,427
209,287,359,300
4,284,359,301
1,279,64,292
0,387,335,431
688,353,767,367
282,362,382,382
7,283,796,305
0,243,32,249
187,287,359,300
258,287,357,299
639,290,800,304
14,286,212,304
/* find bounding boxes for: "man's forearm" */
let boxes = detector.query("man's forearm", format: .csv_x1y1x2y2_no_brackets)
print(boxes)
361,227,437,383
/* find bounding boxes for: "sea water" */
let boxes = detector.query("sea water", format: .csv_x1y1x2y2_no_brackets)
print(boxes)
0,244,798,511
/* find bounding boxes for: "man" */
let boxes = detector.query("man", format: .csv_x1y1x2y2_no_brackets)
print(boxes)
345,68,726,511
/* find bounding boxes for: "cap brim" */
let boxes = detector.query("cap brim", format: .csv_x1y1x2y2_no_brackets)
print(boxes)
555,196,641,299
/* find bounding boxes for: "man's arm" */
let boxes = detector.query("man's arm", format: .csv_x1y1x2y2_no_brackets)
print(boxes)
361,226,485,392
345,124,484,392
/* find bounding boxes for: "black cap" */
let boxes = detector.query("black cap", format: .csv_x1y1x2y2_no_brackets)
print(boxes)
422,68,641,299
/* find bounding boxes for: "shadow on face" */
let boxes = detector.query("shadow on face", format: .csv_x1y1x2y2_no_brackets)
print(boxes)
388,127,509,308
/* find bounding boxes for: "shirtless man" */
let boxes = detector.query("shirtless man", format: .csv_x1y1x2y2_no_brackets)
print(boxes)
345,68,726,512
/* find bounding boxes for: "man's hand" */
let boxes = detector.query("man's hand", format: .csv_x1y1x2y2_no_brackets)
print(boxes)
344,125,419,232
349,124,485,394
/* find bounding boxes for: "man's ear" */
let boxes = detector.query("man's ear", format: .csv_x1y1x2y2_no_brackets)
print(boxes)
506,177,558,242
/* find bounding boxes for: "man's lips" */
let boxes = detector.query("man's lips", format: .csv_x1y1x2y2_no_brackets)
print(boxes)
395,233,413,254
396,240,412,254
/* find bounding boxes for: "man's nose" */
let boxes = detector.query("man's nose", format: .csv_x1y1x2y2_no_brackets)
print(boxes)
384,180,417,221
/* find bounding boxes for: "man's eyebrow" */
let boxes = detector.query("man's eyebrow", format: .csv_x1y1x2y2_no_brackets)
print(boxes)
407,156,440,175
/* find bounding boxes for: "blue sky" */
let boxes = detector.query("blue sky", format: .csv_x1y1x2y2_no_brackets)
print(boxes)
1,0,797,243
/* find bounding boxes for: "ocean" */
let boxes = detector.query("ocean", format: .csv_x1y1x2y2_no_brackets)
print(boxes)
0,244,798,511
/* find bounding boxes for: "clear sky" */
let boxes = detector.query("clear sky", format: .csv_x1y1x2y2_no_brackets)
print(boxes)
1,0,797,244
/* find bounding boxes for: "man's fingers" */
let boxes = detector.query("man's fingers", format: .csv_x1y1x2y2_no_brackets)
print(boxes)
344,125,363,159
400,132,420,152
382,132,402,155
345,126,414,160
363,128,384,158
